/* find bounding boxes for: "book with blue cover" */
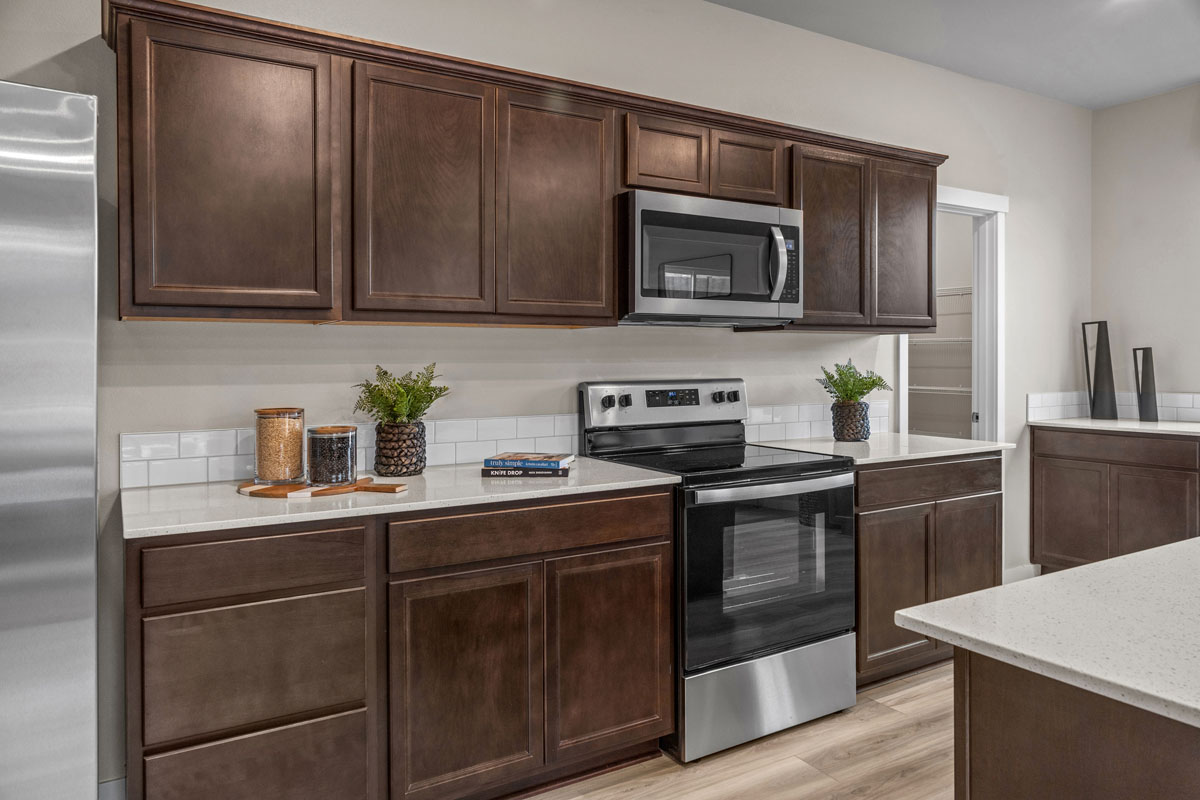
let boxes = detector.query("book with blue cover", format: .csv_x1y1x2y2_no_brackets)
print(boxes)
483,452,575,469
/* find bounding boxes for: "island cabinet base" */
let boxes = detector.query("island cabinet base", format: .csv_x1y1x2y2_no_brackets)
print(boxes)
954,649,1200,799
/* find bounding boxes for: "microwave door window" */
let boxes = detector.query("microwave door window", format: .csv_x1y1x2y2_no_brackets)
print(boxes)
641,223,770,301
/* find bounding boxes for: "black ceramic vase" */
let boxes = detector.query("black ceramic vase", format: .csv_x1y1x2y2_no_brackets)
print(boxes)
374,421,427,476
831,402,870,442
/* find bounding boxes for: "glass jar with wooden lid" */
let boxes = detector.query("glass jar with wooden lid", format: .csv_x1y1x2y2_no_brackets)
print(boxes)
307,425,357,486
254,408,304,484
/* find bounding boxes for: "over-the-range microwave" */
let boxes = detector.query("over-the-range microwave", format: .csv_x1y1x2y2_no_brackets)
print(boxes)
621,189,803,327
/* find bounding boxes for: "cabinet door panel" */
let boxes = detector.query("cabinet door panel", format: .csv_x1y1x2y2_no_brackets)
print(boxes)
497,90,615,318
141,588,366,745
1032,457,1110,568
873,159,935,327
624,112,709,194
1111,465,1199,556
352,63,495,313
934,492,1002,602
791,145,870,326
129,20,334,310
710,129,786,204
857,504,936,674
390,564,543,800
545,543,672,763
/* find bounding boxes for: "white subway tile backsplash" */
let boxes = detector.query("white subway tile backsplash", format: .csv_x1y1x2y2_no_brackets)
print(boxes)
784,422,811,440
1160,393,1194,408
1116,392,1136,406
236,428,256,454
759,423,786,441
1178,408,1200,422
534,435,576,454
435,419,477,443
121,432,179,461
456,440,499,464
554,414,579,436
744,425,761,443
476,417,518,441
496,437,538,452
811,420,834,437
120,460,148,489
148,457,208,487
425,442,456,466
1158,406,1179,421
748,406,772,425
798,404,824,422
772,405,799,424
207,454,255,482
517,416,556,438
355,424,377,448
180,429,238,458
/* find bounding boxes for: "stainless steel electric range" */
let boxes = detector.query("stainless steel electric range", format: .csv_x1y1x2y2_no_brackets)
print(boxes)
579,378,857,762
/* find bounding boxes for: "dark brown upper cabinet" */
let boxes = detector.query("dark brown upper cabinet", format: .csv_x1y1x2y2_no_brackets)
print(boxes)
624,112,709,195
496,90,616,319
790,145,871,326
350,62,496,315
873,158,937,327
121,19,338,319
709,128,786,205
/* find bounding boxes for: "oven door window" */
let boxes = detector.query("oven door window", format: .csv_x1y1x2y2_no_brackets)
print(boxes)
684,484,855,673
640,211,774,302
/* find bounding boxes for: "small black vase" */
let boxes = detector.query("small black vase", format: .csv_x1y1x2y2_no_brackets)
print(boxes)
831,402,870,442
374,421,427,476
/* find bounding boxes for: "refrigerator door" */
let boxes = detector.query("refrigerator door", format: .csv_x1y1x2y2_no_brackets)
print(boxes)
0,80,98,798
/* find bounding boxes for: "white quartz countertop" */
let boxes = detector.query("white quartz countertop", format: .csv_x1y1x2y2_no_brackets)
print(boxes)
897,538,1200,727
1031,417,1200,437
759,432,1014,465
121,457,679,539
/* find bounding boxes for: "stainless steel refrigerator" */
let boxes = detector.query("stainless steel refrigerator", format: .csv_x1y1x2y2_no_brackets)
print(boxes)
0,80,98,798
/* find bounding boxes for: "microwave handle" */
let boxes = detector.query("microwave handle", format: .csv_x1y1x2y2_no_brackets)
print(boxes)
768,225,787,301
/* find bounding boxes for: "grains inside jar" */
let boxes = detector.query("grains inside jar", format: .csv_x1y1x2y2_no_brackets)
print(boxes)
255,408,304,484
307,426,357,486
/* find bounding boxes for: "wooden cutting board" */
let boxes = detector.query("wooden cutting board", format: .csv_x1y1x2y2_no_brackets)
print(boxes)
237,476,407,498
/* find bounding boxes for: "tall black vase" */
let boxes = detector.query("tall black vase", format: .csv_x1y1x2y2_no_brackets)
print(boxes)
1082,321,1118,420
1133,347,1158,422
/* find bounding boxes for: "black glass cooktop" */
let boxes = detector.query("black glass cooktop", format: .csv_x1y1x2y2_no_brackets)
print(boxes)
601,443,851,486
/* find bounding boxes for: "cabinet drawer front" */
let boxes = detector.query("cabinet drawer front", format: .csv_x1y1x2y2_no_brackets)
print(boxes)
144,709,367,800
141,527,365,608
142,588,366,745
856,456,1001,508
388,492,671,573
1034,428,1199,469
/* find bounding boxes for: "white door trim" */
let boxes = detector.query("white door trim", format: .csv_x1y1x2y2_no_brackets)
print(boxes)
897,185,1007,443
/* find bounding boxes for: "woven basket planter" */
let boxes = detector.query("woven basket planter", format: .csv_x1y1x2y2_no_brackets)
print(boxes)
374,422,427,476
831,402,871,442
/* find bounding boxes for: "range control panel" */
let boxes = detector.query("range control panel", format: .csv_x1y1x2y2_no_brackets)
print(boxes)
579,379,748,429
645,388,700,407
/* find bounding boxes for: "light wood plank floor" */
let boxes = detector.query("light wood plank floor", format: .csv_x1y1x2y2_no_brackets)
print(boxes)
534,663,954,800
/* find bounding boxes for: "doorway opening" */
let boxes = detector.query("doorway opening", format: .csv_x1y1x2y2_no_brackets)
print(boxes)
898,186,1007,442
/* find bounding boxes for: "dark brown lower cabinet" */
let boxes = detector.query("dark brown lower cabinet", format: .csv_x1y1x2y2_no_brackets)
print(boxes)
128,489,672,800
389,564,544,800
1031,426,1200,570
545,543,673,763
855,454,1004,685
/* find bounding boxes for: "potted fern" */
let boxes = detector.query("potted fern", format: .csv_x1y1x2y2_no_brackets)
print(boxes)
354,364,449,476
817,360,892,442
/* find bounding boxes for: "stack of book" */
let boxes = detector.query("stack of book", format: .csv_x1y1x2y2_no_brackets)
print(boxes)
482,452,574,478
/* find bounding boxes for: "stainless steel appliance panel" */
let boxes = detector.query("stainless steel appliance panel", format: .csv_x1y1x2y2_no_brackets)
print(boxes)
680,633,855,762
0,80,98,799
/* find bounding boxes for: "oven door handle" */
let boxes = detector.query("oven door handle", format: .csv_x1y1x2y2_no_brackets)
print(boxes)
768,225,788,301
689,472,854,506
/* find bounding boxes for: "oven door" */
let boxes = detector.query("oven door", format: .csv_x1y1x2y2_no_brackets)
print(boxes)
627,190,802,323
682,472,855,673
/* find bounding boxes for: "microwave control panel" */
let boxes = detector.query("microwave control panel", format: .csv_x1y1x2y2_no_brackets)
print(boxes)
781,238,800,304
646,388,700,408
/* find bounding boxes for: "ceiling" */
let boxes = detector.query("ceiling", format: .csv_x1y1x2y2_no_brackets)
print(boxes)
706,0,1200,109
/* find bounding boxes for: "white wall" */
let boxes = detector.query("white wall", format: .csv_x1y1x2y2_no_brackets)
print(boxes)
1093,83,1200,393
1,0,1093,781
